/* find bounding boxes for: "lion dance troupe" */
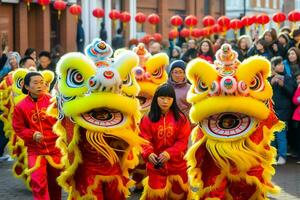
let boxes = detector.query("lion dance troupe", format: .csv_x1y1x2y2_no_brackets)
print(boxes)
0,38,285,200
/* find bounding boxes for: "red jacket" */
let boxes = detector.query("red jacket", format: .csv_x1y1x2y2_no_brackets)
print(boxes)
13,93,59,155
140,111,190,174
292,86,300,121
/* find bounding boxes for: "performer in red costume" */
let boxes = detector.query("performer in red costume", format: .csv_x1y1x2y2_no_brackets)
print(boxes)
13,72,62,200
140,84,191,200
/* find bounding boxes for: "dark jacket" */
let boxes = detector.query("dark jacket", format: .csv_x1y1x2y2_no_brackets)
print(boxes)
268,73,297,121
181,48,198,63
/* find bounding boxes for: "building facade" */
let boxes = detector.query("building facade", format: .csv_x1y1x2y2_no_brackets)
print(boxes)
0,0,77,55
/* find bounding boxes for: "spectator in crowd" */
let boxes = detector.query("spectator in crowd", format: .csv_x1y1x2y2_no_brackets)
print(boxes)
169,46,182,63
291,28,300,49
19,56,36,69
281,26,292,36
269,56,297,165
197,39,214,63
76,19,85,53
51,45,64,65
181,42,188,56
291,72,300,164
24,48,37,62
278,32,291,59
262,29,285,57
0,51,21,81
139,84,191,199
167,60,191,118
283,47,300,77
182,39,198,63
248,39,273,60
99,22,107,42
213,37,227,53
233,35,252,62
128,39,139,50
0,45,8,73
148,41,162,55
112,28,125,50
37,51,56,91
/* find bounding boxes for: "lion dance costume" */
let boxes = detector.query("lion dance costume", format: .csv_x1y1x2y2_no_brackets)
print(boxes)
51,39,146,199
185,44,284,200
0,68,54,188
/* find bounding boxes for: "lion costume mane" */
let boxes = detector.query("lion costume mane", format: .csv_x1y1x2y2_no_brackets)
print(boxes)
185,44,284,200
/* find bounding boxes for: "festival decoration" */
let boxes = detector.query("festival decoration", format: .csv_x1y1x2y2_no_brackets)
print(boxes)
53,0,67,20
38,0,50,11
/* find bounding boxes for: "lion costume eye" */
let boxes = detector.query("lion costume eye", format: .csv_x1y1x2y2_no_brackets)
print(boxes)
67,69,84,88
152,67,162,78
122,74,132,86
195,78,208,94
16,78,24,89
249,73,264,91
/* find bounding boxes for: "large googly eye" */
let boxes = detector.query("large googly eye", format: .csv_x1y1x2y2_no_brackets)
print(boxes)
16,78,24,89
249,73,264,91
67,69,84,88
152,67,163,78
122,74,132,86
195,78,208,94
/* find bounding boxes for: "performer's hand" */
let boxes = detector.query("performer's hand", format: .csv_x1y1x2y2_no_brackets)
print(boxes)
33,131,44,143
148,153,158,165
158,151,170,164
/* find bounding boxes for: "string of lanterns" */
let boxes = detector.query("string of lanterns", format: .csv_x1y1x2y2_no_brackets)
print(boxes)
23,1,300,40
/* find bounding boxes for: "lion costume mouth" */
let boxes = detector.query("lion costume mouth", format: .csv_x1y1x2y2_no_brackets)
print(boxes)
201,112,256,139
137,92,152,110
82,108,125,127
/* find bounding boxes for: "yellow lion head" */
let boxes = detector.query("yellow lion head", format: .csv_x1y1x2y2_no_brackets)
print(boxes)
133,43,169,113
186,44,284,198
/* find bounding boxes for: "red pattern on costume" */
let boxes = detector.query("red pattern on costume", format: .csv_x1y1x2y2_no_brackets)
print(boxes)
140,111,191,199
72,133,127,199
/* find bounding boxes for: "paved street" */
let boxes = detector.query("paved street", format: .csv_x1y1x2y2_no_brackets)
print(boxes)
0,158,299,200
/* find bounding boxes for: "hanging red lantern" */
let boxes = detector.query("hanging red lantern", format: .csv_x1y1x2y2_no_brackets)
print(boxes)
135,12,146,31
191,28,203,38
272,12,286,28
256,14,270,30
170,15,183,27
211,24,222,34
148,13,160,25
53,0,67,20
180,28,190,40
38,0,50,11
148,13,160,32
185,15,198,31
230,19,243,37
109,9,121,20
217,16,231,28
288,11,300,29
169,29,179,40
120,11,131,27
201,28,211,37
241,16,255,31
152,33,162,42
69,4,82,20
109,9,121,28
24,0,32,11
135,12,147,24
203,16,215,27
92,8,104,19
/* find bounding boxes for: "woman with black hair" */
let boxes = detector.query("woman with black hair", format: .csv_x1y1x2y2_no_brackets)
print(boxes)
140,83,191,200
24,48,37,62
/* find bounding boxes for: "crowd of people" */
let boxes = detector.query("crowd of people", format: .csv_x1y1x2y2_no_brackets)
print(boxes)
0,25,300,199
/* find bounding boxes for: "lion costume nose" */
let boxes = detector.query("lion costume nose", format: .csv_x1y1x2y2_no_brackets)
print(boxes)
88,68,121,93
